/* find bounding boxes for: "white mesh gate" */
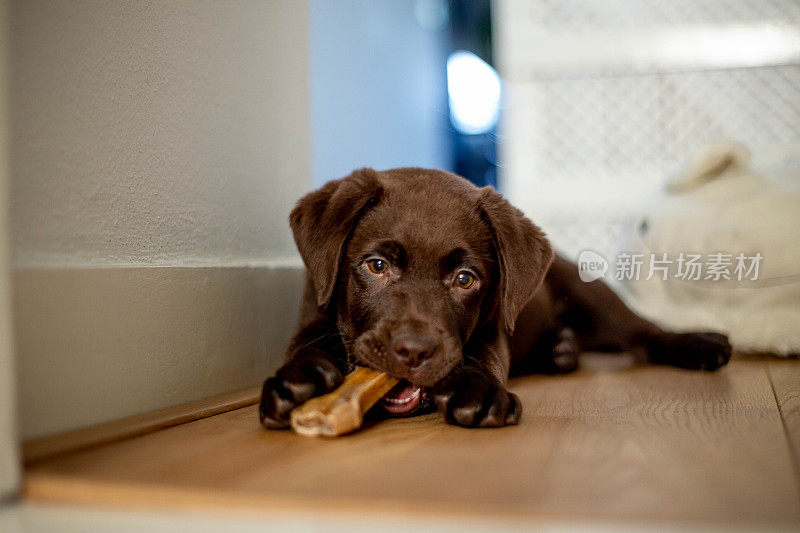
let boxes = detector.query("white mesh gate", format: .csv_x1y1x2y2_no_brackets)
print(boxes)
526,0,800,31
494,0,800,260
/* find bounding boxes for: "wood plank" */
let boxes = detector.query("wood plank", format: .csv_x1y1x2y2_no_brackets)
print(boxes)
768,359,800,479
23,386,260,464
24,355,800,527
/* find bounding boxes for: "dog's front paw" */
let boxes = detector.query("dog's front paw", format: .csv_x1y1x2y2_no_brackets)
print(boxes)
434,373,521,428
648,331,732,371
259,355,343,429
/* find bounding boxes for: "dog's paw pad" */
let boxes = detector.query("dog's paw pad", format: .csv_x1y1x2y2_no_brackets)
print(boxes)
259,377,295,429
435,377,522,428
258,356,343,429
649,331,732,371
537,327,580,375
479,389,521,428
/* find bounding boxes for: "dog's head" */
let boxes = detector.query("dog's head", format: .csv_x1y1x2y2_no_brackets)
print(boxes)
290,168,552,395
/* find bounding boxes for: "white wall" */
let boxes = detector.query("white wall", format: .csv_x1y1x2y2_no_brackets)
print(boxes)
9,0,312,439
0,0,20,498
11,0,309,267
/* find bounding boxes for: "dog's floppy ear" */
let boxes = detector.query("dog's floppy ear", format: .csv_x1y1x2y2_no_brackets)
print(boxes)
478,186,554,334
290,168,383,309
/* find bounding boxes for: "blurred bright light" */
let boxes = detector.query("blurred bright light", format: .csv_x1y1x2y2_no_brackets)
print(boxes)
446,50,501,135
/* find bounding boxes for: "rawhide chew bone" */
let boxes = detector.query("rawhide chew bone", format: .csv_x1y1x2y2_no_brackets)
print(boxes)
290,367,399,437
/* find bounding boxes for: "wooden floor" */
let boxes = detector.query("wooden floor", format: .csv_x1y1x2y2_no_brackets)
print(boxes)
24,354,800,528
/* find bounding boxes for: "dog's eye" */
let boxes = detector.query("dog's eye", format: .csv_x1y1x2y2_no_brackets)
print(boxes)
455,271,475,289
366,258,388,274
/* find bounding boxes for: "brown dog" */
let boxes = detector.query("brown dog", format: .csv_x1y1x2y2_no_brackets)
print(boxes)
259,168,731,428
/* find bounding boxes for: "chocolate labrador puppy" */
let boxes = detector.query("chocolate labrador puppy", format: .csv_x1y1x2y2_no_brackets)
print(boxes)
259,168,731,429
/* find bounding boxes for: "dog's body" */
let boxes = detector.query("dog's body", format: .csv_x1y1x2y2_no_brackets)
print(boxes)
260,168,731,429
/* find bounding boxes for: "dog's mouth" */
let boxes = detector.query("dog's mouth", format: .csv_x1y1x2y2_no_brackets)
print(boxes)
380,380,423,415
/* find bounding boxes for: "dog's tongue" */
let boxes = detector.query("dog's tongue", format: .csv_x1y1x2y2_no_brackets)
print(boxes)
380,380,422,415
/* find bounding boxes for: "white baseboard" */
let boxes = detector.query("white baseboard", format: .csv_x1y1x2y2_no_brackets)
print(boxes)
13,265,305,440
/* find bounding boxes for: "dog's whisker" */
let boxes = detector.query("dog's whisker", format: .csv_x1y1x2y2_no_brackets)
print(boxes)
292,331,343,352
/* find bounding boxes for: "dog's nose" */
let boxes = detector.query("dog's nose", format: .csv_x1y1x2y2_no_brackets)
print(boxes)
391,333,435,368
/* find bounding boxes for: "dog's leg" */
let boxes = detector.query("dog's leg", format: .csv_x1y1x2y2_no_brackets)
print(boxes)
510,326,580,376
544,255,732,371
508,283,580,375
259,281,348,429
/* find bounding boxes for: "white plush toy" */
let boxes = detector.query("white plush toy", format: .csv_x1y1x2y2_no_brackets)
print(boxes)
617,140,800,356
